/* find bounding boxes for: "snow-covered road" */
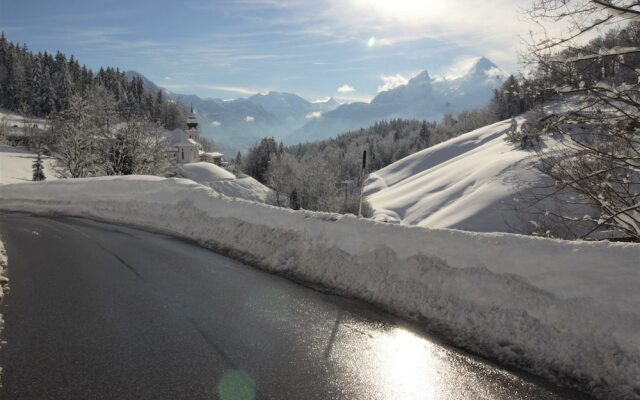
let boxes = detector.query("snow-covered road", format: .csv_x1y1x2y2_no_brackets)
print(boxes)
0,214,588,400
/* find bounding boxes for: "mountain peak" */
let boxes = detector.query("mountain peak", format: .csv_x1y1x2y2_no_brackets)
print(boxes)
407,70,432,86
322,97,339,105
466,57,500,77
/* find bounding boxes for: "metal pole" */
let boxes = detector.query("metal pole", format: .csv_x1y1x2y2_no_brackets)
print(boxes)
358,150,367,217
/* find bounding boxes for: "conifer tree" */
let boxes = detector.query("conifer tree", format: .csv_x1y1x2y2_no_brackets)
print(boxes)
32,150,46,181
289,188,300,210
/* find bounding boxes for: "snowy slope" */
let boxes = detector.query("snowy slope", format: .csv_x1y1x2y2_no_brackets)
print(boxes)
180,162,272,203
0,145,58,184
365,118,542,232
0,176,638,399
180,162,236,182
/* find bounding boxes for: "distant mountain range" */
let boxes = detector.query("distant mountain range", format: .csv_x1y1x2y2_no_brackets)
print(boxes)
128,57,505,154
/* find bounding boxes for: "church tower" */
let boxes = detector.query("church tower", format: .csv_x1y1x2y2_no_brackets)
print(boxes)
186,105,199,141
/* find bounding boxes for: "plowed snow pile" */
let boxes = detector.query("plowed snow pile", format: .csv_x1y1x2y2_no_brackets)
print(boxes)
180,162,272,203
0,176,638,399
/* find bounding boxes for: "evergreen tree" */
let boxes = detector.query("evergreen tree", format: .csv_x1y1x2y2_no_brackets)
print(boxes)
0,34,187,119
32,151,46,181
243,137,279,183
289,188,300,210
419,121,430,148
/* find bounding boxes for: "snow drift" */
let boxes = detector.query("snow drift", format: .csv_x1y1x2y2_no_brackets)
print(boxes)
0,177,638,399
365,118,542,232
179,162,272,203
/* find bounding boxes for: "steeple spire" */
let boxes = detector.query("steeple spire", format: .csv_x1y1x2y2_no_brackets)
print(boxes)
186,105,198,130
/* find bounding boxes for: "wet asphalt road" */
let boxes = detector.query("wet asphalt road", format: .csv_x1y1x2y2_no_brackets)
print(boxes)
0,213,589,400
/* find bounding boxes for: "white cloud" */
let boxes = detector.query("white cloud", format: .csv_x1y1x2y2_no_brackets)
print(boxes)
443,56,483,79
161,83,268,96
377,74,408,92
336,94,373,103
312,96,331,103
208,85,266,95
254,0,536,72
164,76,172,81
485,67,504,78
245,116,255,122
337,84,355,93
211,121,222,127
305,111,322,119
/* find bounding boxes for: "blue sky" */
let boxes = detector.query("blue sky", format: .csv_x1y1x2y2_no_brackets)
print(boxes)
0,0,531,102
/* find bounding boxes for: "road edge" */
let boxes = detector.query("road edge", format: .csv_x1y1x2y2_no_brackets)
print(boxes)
0,237,8,387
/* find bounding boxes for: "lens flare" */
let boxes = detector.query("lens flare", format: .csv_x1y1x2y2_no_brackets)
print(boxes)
217,370,255,400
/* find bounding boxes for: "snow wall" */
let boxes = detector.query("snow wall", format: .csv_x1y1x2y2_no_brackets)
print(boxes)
1,176,638,399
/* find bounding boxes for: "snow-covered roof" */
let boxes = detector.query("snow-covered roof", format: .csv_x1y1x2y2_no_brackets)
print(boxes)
202,151,224,158
166,129,198,148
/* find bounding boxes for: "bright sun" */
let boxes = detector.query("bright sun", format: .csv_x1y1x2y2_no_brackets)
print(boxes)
368,37,376,47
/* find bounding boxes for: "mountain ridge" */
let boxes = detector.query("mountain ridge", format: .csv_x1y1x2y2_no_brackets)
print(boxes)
127,56,505,153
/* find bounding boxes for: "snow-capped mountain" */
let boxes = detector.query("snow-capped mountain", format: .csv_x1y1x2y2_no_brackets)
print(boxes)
248,91,335,121
128,57,504,153
286,57,505,144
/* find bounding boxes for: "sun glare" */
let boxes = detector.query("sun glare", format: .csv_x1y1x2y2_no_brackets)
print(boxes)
367,37,376,47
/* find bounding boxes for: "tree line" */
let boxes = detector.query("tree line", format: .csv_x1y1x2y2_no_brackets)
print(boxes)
239,104,505,215
0,33,186,129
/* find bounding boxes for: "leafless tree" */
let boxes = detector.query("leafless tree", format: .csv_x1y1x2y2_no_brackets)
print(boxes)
521,1,640,239
50,92,106,178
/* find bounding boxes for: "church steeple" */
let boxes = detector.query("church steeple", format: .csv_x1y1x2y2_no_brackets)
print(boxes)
186,105,198,130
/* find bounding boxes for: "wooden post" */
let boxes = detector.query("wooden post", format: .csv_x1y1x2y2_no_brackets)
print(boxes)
358,150,367,217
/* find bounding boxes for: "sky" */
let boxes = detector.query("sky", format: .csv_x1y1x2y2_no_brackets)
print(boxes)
0,0,533,102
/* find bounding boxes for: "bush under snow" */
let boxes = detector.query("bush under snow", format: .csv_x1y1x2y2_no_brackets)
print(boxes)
0,176,639,399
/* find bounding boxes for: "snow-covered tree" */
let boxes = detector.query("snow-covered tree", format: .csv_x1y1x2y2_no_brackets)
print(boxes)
32,150,46,181
267,152,298,207
523,1,640,239
50,93,104,178
103,118,171,176
289,188,300,210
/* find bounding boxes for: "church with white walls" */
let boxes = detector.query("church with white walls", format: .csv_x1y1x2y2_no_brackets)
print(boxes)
166,108,224,166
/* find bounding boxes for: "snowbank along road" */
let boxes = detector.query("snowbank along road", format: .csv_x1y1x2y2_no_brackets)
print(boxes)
0,214,589,400
0,177,639,399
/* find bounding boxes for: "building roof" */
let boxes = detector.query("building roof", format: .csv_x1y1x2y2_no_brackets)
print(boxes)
202,151,224,158
167,128,198,148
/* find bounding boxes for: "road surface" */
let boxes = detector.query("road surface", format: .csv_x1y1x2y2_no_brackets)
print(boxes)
0,213,589,399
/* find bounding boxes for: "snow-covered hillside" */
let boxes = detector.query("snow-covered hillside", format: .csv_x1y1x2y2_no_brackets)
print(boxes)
180,162,272,203
0,176,638,399
0,145,58,184
365,118,543,233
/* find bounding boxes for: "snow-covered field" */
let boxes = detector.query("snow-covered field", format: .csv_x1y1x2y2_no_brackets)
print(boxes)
180,162,272,203
365,118,542,232
0,145,58,184
0,110,48,130
0,176,638,399
0,146,270,203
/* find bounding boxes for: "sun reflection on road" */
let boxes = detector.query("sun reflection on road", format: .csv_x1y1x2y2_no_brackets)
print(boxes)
372,328,439,399
328,321,548,400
